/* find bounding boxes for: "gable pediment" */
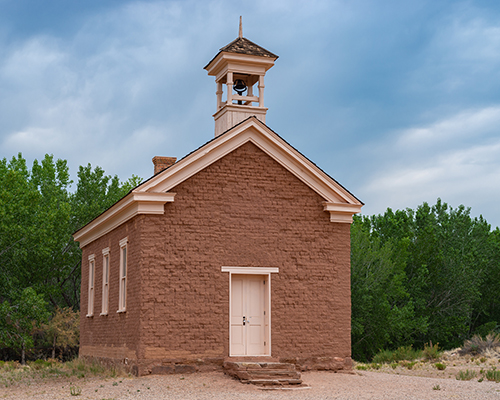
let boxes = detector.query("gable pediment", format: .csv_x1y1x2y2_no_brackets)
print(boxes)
73,117,362,248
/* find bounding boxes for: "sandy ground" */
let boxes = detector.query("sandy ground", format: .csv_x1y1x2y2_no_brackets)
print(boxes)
1,369,500,400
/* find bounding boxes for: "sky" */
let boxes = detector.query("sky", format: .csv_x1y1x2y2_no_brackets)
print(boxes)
1,0,500,229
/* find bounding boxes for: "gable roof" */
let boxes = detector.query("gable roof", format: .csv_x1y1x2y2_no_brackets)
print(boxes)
204,37,278,70
73,117,363,248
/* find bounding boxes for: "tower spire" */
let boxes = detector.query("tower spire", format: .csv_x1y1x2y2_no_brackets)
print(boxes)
239,16,243,38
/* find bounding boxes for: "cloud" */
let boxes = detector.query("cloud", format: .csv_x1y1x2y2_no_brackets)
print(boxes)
359,106,500,226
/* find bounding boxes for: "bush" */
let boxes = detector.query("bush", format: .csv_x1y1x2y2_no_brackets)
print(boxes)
456,369,478,380
485,369,500,382
422,342,441,361
459,333,500,356
435,362,446,370
372,346,422,364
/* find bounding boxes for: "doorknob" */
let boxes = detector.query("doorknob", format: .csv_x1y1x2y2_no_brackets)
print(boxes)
243,316,247,326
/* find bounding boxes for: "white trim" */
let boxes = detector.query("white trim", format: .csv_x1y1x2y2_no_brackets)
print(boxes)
73,118,363,250
101,249,110,316
118,238,128,312
138,119,359,207
221,266,279,274
224,266,278,357
74,192,175,248
323,202,363,223
119,237,129,247
86,255,95,318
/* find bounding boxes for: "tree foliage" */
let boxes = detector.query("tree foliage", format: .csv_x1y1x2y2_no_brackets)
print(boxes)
0,287,50,364
0,153,141,311
352,199,500,361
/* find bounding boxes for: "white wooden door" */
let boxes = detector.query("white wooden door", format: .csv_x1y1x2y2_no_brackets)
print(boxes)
230,275,267,356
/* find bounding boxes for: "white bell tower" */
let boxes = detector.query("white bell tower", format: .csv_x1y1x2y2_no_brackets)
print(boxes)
204,18,278,137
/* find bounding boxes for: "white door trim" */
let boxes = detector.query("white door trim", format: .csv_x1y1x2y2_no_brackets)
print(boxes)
222,266,278,357
221,266,279,274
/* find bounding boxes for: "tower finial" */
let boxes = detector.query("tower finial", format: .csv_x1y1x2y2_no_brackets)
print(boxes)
239,16,243,38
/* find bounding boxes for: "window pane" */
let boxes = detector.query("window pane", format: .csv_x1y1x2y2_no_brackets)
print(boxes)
122,247,127,277
104,256,109,284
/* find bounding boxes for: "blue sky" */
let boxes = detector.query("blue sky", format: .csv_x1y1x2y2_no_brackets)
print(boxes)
1,0,500,228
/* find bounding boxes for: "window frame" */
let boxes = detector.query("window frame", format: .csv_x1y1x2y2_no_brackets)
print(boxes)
86,254,95,317
118,237,128,313
101,247,110,316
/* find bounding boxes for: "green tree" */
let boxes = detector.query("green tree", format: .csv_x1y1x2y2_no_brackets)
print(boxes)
43,307,80,359
0,287,50,364
355,199,497,353
351,216,427,361
0,153,142,311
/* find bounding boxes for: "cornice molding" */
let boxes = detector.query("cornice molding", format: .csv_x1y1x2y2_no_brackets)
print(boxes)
323,202,363,223
74,192,175,248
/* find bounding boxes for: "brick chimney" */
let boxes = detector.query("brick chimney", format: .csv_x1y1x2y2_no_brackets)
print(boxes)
152,156,177,175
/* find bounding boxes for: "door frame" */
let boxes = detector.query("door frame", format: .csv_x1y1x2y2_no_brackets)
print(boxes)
221,266,279,357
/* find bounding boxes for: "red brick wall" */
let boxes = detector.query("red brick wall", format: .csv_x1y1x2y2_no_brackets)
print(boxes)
137,141,352,371
79,217,142,365
79,141,352,374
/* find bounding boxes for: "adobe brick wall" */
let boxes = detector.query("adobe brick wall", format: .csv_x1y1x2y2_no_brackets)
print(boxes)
79,217,143,374
136,141,352,374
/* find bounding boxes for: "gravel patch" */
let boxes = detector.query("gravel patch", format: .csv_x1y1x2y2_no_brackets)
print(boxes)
2,370,500,399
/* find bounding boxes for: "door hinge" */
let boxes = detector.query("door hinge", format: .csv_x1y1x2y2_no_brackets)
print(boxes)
264,311,266,315
263,280,266,285
264,341,266,346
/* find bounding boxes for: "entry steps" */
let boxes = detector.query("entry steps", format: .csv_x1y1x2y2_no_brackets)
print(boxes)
223,360,303,386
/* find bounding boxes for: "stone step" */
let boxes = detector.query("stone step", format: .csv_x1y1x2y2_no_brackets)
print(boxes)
223,360,302,386
246,378,304,386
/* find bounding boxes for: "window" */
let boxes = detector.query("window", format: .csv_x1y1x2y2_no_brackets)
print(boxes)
87,254,95,317
118,237,128,312
101,248,110,315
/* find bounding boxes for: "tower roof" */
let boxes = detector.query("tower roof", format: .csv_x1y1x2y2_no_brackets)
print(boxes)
204,37,278,70
219,36,278,59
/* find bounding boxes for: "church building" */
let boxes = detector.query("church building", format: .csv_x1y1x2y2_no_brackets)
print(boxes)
73,25,363,379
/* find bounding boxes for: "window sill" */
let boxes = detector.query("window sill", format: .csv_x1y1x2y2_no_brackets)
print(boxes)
117,309,126,313
86,314,93,318
100,312,108,316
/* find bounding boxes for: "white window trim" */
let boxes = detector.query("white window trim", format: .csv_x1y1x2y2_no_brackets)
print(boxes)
86,254,95,318
100,247,110,316
221,266,278,357
118,238,128,313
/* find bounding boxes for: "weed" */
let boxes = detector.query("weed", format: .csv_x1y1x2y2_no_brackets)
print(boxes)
480,357,487,363
459,333,500,356
435,363,446,370
112,382,118,386
432,384,440,390
390,362,398,369
355,365,368,370
372,345,422,364
485,369,500,382
370,363,381,370
70,385,82,396
478,377,484,382
372,349,394,364
400,361,416,370
456,369,478,381
422,342,441,361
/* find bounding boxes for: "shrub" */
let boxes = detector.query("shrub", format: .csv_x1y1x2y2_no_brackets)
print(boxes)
459,333,500,356
456,369,478,380
435,362,446,370
422,342,441,361
372,346,421,364
485,369,500,382
372,349,394,364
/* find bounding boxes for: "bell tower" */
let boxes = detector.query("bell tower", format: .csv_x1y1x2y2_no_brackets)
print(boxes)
204,18,278,137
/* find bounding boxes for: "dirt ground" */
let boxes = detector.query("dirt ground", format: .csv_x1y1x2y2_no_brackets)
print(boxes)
1,351,500,400
1,370,499,400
